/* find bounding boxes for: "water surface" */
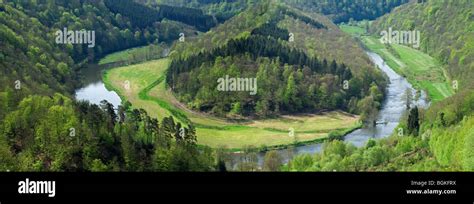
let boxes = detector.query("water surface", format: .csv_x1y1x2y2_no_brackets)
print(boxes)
75,64,122,108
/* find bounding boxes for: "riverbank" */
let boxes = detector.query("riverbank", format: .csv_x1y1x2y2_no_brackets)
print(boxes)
340,24,453,102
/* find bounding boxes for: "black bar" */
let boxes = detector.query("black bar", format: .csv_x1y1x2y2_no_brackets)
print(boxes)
0,172,472,203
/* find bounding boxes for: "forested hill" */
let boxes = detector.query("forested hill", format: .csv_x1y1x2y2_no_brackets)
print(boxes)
282,0,409,23
0,3,78,96
106,0,218,31
144,0,410,24
167,3,386,120
1,0,208,94
136,0,249,22
172,4,379,77
370,0,474,87
3,0,215,65
0,1,219,172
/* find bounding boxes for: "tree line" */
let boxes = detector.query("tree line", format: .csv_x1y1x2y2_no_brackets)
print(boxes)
0,93,215,171
168,35,353,84
105,0,218,31
283,0,409,23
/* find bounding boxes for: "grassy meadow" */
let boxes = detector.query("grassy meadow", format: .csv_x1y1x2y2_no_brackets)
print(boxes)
340,24,454,102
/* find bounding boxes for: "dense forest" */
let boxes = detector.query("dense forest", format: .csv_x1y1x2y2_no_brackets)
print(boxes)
105,0,217,31
0,94,214,171
167,4,385,120
283,0,409,23
138,0,249,22
3,0,204,63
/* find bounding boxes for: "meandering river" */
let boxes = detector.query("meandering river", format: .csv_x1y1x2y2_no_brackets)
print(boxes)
75,51,430,168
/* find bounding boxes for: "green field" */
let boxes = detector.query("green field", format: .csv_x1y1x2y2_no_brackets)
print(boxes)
104,58,361,150
362,36,453,101
339,24,366,36
99,44,167,65
339,24,454,102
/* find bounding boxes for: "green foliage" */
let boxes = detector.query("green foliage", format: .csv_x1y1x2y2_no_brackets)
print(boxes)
4,0,201,64
142,0,249,22
287,87,474,171
407,107,420,136
167,5,386,118
428,115,474,171
0,135,16,171
371,0,474,85
105,0,217,31
287,134,439,171
283,0,409,23
0,94,215,171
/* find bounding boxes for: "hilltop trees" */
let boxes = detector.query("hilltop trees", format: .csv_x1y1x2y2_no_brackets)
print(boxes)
137,0,249,22
3,0,205,65
105,0,217,31
0,94,213,172
166,4,387,118
283,0,409,23
168,31,359,117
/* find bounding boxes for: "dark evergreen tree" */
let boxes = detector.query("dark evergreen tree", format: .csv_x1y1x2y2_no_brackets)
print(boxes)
408,106,420,136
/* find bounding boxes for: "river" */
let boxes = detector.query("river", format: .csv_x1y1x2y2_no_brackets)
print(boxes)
75,51,430,168
75,64,122,108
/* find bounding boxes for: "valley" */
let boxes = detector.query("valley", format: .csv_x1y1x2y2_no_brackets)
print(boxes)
2,0,473,173
74,1,433,163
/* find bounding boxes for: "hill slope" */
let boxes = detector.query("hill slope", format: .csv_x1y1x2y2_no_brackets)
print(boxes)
0,0,219,172
370,0,474,86
282,0,409,23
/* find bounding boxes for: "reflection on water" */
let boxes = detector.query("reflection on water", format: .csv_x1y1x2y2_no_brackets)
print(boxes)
75,45,171,108
75,64,122,108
